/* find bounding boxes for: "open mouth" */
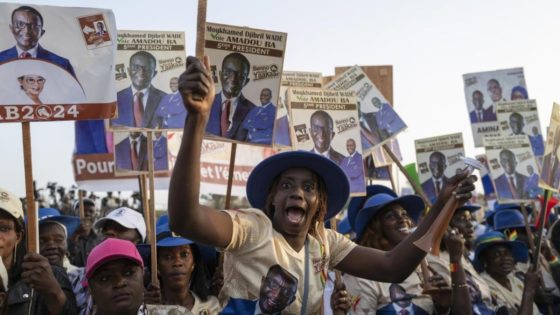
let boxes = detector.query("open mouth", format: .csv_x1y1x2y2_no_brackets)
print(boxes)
286,207,305,224
398,227,412,235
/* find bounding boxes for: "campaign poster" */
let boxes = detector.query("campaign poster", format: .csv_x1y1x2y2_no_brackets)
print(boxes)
167,133,276,197
203,22,287,146
287,88,366,195
484,136,540,202
0,3,116,122
496,100,544,157
364,153,392,181
274,71,322,149
371,138,403,167
463,67,528,147
540,103,560,192
109,30,186,130
325,66,407,154
415,133,465,202
113,130,169,176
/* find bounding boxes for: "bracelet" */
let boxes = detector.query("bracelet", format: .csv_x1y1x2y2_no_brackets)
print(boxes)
452,283,468,289
549,256,560,267
449,262,459,273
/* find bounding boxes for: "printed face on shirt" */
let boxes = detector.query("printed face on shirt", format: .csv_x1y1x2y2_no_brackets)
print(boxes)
10,9,44,51
128,52,157,91
220,53,250,99
379,204,414,247
499,150,517,175
310,111,335,153
89,259,144,314
157,245,194,290
271,168,320,237
480,244,515,277
259,265,298,314
428,152,446,179
18,75,45,97
389,283,412,308
39,222,67,267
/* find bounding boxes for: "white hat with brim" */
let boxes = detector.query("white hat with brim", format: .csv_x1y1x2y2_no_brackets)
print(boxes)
94,207,146,242
0,187,24,221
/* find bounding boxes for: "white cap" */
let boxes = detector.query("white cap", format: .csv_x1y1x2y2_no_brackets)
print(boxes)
93,207,146,242
0,188,24,220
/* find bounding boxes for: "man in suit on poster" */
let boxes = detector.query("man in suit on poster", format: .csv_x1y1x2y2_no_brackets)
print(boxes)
494,149,528,200
469,90,496,123
115,132,148,172
421,151,449,201
111,51,167,128
0,6,75,76
340,138,365,193
309,110,345,165
206,52,255,141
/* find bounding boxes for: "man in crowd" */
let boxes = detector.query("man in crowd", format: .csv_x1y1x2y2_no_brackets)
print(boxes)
111,51,167,128
469,89,496,122
93,207,146,244
494,149,528,199
206,52,255,141
0,5,75,76
309,110,344,164
68,198,101,267
421,151,449,201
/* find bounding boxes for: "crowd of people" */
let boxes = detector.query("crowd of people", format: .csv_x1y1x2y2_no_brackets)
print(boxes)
2,58,560,315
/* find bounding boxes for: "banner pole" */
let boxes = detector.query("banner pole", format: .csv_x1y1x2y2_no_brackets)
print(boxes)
22,122,38,253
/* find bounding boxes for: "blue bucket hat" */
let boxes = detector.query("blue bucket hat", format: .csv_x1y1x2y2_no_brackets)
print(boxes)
348,185,395,232
485,203,532,227
246,151,349,221
37,208,80,237
473,231,528,271
324,216,352,235
492,209,534,231
354,190,424,241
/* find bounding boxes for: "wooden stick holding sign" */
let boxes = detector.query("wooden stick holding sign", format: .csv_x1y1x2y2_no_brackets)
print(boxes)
78,190,85,221
533,189,554,272
22,122,38,253
147,131,158,285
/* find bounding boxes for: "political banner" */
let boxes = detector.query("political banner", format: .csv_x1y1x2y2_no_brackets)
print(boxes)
415,133,465,202
325,66,406,154
274,71,322,149
109,30,186,130
496,99,544,157
463,67,528,147
475,154,496,199
484,136,540,202
0,3,117,122
203,22,286,146
288,88,366,195
540,103,560,192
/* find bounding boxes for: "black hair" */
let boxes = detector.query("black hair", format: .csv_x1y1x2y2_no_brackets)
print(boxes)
11,6,43,26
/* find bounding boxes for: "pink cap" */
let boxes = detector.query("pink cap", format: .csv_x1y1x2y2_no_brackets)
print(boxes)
85,238,144,281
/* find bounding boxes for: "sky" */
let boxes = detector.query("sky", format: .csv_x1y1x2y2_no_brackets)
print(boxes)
2,0,560,206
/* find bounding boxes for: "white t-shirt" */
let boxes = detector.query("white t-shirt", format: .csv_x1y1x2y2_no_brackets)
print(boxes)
219,208,357,314
481,272,540,315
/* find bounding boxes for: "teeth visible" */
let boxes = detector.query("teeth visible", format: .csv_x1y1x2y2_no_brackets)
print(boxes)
399,227,411,234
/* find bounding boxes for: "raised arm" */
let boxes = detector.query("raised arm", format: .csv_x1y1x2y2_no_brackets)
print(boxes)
168,56,233,248
336,172,476,283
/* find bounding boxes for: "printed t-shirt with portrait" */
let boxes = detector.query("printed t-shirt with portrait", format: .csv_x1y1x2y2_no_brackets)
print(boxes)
481,271,539,315
192,292,220,315
344,268,433,315
219,208,357,314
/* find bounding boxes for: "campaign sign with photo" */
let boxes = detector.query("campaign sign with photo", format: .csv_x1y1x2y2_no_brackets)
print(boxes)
203,22,287,146
287,88,366,195
463,67,528,147
325,66,407,154
496,100,544,157
415,133,465,202
113,130,169,176
274,71,322,149
109,30,186,131
0,3,117,122
540,103,560,192
484,136,540,202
